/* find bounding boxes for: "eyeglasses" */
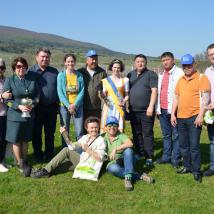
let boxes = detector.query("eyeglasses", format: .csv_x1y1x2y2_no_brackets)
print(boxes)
16,65,26,69
0,66,5,70
107,124,118,128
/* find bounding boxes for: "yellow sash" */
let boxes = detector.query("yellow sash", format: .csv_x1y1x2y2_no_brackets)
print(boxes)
102,78,124,118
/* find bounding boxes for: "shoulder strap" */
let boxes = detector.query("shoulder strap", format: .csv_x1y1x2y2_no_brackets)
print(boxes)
130,73,144,88
88,135,100,148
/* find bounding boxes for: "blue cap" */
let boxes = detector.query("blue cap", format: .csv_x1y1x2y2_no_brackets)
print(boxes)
181,54,194,65
86,50,98,57
106,116,119,126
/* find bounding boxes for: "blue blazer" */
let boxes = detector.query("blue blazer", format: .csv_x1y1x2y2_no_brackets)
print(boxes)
57,70,84,109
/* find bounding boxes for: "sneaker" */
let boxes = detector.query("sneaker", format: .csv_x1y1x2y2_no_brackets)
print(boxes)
155,158,171,164
203,169,214,176
193,172,202,183
0,163,9,173
146,159,153,167
177,167,192,174
31,168,50,178
124,178,133,191
140,173,155,184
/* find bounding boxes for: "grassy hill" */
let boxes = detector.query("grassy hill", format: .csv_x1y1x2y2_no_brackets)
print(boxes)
0,25,162,75
0,25,132,57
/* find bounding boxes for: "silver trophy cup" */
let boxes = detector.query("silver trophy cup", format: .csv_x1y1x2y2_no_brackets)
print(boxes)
20,98,33,118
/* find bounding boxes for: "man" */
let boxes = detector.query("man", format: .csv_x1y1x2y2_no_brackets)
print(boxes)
78,50,107,122
103,116,154,191
156,52,184,168
29,48,58,162
171,54,210,182
204,44,214,176
127,54,158,166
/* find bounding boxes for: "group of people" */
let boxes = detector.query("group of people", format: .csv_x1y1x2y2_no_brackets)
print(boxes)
0,44,214,191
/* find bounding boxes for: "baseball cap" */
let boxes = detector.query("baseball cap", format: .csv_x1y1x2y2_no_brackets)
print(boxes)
106,116,119,126
86,50,98,57
180,54,194,65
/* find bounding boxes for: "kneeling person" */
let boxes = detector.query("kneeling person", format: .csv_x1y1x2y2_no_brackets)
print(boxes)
32,117,106,178
103,116,154,191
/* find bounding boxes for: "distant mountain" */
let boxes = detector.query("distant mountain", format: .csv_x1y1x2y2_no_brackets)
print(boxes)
0,25,130,57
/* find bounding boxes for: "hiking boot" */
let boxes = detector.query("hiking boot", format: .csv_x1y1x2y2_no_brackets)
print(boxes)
31,168,50,178
140,173,155,184
124,178,133,191
146,159,153,167
19,160,32,177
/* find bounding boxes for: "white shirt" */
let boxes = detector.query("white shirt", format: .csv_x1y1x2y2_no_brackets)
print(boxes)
87,67,95,78
73,134,106,162
156,65,184,114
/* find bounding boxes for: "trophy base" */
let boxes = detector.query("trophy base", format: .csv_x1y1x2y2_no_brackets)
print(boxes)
21,112,31,118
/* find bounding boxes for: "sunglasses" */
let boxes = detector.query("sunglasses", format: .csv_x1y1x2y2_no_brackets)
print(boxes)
0,66,5,70
107,124,118,128
16,65,26,69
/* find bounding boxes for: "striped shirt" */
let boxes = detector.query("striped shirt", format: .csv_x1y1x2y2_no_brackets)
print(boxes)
160,71,170,109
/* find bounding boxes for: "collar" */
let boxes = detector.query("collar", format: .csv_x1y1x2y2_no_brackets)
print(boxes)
164,65,175,74
105,132,119,142
182,71,199,81
35,64,48,73
135,68,147,76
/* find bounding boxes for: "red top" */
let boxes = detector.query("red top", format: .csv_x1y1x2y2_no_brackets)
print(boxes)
160,70,170,109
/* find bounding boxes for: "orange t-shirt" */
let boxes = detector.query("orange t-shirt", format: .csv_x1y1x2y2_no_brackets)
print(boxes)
175,72,210,118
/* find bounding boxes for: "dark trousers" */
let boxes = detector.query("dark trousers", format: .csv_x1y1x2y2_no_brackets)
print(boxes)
130,111,155,158
0,116,7,163
32,104,58,160
177,116,202,173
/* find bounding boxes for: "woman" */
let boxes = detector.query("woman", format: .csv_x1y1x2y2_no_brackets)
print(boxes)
0,58,12,172
57,54,85,147
101,59,129,133
103,116,154,191
3,57,39,176
31,116,106,179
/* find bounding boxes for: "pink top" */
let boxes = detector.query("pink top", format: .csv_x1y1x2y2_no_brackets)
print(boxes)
160,70,170,109
205,65,214,103
0,78,7,116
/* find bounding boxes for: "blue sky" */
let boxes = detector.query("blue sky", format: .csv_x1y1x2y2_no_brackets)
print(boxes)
0,0,213,58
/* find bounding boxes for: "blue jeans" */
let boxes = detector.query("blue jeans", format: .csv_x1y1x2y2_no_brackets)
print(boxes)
107,148,141,180
207,124,214,171
159,109,180,164
59,106,84,147
177,116,202,173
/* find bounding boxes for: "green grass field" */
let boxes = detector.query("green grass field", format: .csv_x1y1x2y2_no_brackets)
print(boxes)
0,119,214,214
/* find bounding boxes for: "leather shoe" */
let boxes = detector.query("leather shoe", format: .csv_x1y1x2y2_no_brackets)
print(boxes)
193,173,202,183
177,167,191,174
203,169,214,176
